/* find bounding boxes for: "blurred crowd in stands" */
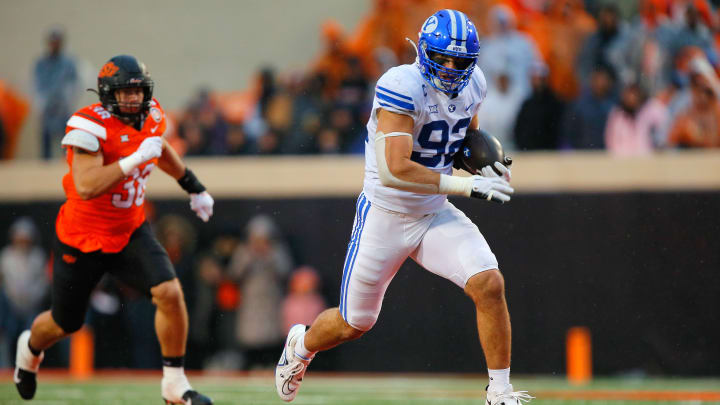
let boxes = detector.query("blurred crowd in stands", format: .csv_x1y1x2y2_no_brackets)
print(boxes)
166,0,720,156
2,0,720,160
0,212,327,370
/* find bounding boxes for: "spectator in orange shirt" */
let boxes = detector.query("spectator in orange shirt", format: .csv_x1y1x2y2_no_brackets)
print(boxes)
0,114,5,157
668,71,720,148
346,0,413,78
313,20,356,98
525,0,596,100
0,75,30,161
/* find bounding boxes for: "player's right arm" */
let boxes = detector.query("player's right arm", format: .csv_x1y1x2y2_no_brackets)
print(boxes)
373,67,512,203
377,109,441,193
65,131,163,200
71,147,125,200
376,109,514,203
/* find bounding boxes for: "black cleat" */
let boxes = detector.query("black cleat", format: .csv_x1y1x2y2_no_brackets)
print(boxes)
163,389,213,404
14,368,38,400
183,390,213,404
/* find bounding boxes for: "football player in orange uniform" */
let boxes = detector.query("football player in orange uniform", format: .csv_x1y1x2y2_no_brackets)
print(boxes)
14,55,214,405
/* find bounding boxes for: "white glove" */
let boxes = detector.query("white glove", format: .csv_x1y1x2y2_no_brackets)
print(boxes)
438,169,514,204
469,175,514,203
190,191,214,222
481,161,512,182
119,136,164,175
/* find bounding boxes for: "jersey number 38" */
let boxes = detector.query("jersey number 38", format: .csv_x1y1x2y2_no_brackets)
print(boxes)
112,163,154,208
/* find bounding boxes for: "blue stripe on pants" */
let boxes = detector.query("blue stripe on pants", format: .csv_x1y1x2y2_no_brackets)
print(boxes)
339,194,366,315
340,198,372,320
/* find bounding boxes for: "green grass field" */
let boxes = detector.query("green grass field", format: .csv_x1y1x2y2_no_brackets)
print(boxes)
1,372,719,405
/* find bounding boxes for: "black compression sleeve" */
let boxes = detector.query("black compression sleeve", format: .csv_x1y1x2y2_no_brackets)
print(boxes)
177,168,206,194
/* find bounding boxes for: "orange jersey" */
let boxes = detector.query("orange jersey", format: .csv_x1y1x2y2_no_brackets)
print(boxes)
56,99,167,253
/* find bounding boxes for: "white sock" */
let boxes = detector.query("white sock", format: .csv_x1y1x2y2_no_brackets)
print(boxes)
488,368,510,392
163,366,186,380
294,333,316,361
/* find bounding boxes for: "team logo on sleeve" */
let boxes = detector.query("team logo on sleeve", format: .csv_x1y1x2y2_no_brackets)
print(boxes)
149,107,162,123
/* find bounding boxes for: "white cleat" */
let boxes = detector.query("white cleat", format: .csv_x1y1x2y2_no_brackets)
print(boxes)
15,330,44,400
161,373,213,404
486,384,534,405
275,324,312,402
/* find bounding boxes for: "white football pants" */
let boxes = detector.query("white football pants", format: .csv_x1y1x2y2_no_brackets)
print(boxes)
339,192,499,331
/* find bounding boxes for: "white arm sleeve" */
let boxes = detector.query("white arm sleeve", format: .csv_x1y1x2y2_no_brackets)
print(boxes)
61,129,100,153
438,174,472,196
374,131,439,194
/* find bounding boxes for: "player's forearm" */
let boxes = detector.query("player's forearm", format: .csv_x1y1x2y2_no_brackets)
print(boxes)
157,141,186,180
376,132,440,194
384,157,441,193
384,158,475,197
74,163,125,200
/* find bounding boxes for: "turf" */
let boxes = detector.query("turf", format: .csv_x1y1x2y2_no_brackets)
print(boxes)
1,373,719,405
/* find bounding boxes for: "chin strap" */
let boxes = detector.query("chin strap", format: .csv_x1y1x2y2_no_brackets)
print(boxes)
405,37,419,64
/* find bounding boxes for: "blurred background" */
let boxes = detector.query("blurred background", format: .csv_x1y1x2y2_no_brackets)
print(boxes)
0,0,718,384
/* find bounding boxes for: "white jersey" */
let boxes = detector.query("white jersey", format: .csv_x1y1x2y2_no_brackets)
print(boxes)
363,63,488,215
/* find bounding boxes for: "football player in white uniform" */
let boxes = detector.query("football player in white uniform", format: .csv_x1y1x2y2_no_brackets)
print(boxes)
276,9,532,405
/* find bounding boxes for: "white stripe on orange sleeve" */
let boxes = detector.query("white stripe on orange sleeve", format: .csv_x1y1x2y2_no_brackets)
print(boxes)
67,115,107,140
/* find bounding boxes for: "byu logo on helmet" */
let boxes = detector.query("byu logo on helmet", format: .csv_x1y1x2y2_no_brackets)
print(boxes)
416,9,480,94
422,16,439,33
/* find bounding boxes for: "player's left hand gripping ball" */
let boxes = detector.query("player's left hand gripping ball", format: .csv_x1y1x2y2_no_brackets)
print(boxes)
190,191,214,222
481,161,512,183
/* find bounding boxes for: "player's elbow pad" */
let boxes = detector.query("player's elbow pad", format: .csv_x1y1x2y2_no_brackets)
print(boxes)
374,131,438,194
